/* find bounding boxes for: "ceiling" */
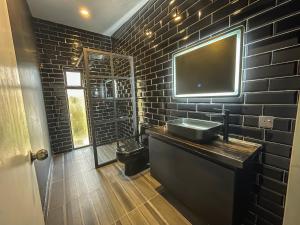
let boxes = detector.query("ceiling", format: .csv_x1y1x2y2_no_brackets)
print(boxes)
26,0,149,36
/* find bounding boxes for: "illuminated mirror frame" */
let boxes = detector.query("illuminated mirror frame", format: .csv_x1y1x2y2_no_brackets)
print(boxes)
172,26,244,98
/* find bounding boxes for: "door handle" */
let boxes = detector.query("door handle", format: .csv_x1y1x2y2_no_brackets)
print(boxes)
31,149,48,162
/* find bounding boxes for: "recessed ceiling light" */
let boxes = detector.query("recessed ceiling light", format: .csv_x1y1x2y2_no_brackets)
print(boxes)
79,8,90,18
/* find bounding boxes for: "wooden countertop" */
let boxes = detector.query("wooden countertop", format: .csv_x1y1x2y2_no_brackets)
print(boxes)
147,126,262,169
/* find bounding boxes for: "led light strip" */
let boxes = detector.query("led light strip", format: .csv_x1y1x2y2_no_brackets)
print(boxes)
173,27,243,98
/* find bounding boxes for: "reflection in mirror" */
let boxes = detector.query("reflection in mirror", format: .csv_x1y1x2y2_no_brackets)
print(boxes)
173,27,243,98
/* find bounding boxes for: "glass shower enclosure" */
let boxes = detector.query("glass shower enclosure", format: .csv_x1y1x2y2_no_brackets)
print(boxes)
76,48,137,168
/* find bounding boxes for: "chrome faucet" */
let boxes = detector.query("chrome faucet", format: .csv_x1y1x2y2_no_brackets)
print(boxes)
209,108,230,143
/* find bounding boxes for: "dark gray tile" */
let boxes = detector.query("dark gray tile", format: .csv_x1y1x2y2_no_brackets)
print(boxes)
265,130,294,145
245,62,297,80
246,91,298,104
263,105,298,118
248,0,300,30
269,76,300,91
272,45,300,63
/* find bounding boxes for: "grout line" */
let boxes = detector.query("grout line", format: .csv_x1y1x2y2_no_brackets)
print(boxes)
245,74,300,82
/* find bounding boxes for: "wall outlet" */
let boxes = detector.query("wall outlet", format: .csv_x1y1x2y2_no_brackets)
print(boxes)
259,116,274,129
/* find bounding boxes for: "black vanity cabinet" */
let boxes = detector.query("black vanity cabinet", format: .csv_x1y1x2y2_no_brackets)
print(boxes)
148,127,261,225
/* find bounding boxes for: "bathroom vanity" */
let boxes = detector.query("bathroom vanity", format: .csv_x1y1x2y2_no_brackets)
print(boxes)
147,126,261,225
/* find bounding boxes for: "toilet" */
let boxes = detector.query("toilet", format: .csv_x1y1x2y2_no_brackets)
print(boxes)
116,123,151,176
116,138,149,176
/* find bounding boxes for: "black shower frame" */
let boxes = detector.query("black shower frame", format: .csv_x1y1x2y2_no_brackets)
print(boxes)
76,48,138,168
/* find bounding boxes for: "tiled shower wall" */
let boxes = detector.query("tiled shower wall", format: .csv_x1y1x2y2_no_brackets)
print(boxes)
33,18,112,153
112,0,300,224
89,56,135,145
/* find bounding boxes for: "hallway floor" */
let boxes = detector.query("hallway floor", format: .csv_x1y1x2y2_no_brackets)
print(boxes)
47,147,204,225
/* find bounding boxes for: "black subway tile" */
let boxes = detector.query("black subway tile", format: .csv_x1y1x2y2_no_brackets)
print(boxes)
269,76,300,91
179,32,200,48
200,17,230,38
188,97,211,103
178,14,199,32
170,110,188,118
263,153,290,170
258,197,284,217
248,0,300,30
272,45,300,63
212,95,244,104
187,0,212,16
244,116,259,127
244,80,269,92
258,187,284,205
261,165,284,181
264,142,292,158
178,103,197,111
224,104,263,115
197,103,223,112
275,13,300,34
178,0,198,12
273,118,292,132
231,0,276,24
166,103,177,109
188,112,210,120
246,24,273,44
246,91,298,104
229,125,264,139
265,130,294,145
247,30,300,56
245,62,297,80
244,53,272,69
263,105,298,118
187,16,212,35
259,175,287,195
213,0,248,23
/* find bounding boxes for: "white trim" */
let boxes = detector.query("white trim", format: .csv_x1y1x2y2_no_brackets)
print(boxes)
44,157,53,220
173,28,243,98
103,0,149,36
283,93,300,225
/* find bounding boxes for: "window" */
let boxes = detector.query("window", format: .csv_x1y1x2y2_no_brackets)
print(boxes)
66,71,82,86
65,71,89,148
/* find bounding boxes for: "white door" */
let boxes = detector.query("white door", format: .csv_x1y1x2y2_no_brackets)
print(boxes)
283,97,300,225
0,0,45,224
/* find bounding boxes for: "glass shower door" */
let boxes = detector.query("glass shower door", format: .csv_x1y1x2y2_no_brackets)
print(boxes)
83,49,137,168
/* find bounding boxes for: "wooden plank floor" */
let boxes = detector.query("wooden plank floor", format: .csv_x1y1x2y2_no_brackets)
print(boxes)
47,147,206,225
97,143,117,164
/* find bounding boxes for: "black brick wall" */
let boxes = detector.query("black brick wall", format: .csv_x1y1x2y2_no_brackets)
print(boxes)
33,18,112,153
112,0,300,224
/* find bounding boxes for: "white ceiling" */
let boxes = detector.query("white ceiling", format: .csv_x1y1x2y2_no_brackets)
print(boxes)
26,0,149,36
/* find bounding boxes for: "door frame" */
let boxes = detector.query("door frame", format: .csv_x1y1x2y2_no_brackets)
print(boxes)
283,93,300,225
